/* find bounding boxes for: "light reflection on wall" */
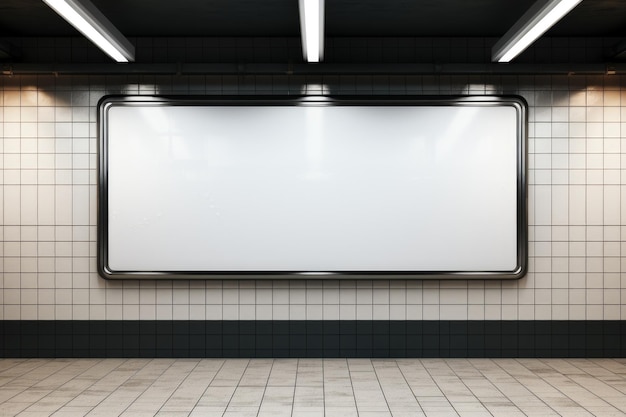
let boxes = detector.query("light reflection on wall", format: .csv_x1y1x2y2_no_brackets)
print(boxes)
300,83,329,95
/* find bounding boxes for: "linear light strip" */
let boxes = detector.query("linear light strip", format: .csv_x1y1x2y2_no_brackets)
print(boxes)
299,0,325,63
492,0,582,63
42,0,134,62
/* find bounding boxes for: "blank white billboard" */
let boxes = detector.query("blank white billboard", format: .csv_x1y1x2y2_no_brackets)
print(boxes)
98,96,527,279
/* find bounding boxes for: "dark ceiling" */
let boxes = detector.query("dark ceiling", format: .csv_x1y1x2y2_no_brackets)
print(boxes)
0,0,625,38
1,0,625,71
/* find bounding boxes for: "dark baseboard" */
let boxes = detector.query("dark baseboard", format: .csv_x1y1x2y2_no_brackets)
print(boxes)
1,320,624,358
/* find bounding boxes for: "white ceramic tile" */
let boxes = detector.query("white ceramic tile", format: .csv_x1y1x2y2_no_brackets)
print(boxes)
439,289,467,305
2,75,626,325
604,186,621,225
568,185,587,226
388,304,406,320
4,185,21,225
551,185,569,225
533,185,551,225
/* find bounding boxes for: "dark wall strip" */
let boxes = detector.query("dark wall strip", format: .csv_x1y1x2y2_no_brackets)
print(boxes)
1,321,625,358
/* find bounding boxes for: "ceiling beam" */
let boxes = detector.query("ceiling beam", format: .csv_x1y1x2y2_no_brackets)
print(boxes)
4,62,625,76
42,0,135,62
492,0,582,63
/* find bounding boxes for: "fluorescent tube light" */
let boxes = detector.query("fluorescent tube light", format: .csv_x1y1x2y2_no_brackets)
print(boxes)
299,0,324,63
492,0,581,63
42,0,135,62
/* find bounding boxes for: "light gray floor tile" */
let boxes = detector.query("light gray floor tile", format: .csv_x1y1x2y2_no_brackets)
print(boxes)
222,406,259,417
291,410,325,417
324,406,359,417
188,409,223,417
1,402,33,415
2,358,626,417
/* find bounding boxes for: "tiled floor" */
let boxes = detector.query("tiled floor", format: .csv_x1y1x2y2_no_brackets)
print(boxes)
0,359,625,417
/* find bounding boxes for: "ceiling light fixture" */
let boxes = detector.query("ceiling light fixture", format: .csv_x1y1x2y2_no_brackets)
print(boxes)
492,0,582,63
299,0,324,63
42,0,135,62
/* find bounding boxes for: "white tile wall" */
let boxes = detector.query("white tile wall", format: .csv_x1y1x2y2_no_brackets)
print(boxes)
1,73,625,321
